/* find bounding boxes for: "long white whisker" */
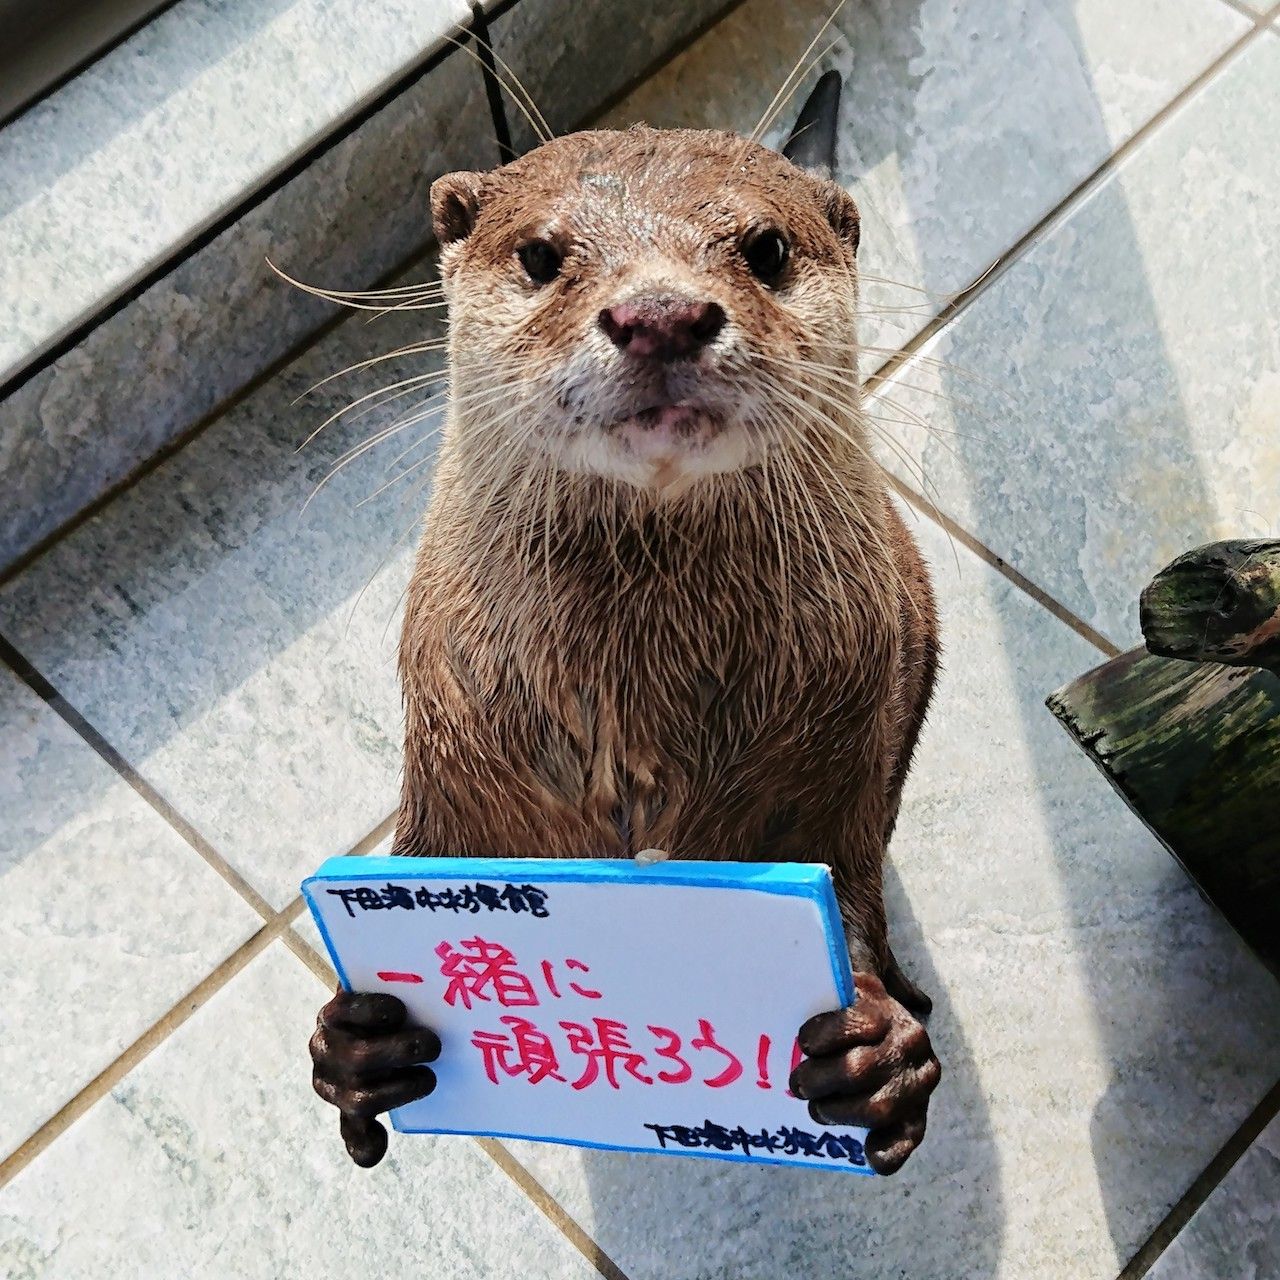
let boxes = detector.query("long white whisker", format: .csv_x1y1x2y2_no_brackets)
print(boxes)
437,30,553,146
297,369,448,451
750,1,846,143
754,38,842,145
464,29,554,143
267,259,446,310
294,340,448,403
775,374,962,574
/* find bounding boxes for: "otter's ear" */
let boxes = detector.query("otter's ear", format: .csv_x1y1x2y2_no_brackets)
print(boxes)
782,69,841,180
824,182,860,255
431,171,486,245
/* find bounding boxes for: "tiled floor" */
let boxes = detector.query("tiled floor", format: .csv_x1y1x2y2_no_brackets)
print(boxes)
2,1,1278,1278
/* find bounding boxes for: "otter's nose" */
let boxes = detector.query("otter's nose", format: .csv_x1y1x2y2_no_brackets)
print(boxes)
598,293,725,361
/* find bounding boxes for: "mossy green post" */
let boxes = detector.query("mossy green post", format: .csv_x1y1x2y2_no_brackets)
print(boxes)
1047,540,1280,973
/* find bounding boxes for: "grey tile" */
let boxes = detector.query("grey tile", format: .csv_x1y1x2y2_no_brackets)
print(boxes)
1148,1115,1280,1280
598,0,1249,359
0,0,470,381
0,666,260,1161
870,32,1280,647
0,37,491,569
0,275,450,909
0,943,603,1280
497,513,1280,1279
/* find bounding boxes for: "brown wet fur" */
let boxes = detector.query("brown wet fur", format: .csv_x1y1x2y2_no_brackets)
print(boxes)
314,126,943,1176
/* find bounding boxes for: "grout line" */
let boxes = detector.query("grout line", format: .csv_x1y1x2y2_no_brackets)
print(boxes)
856,18,1270,664
0,911,293,1191
0,0,186,131
0,632,276,921
281,808,394,981
1116,1075,1280,1279
0,240,443,591
278,814,637,1279
278,810,396,987
878,15,1276,1255
283,925,336,986
875,12,1278,1251
470,1,516,164
0,807,392,1189
476,1139,635,1280
280,886,638,1280
349,810,398,854
865,17,1268,397
886,477,1123,658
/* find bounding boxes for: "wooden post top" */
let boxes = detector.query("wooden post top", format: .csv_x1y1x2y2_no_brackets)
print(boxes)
1140,539,1280,673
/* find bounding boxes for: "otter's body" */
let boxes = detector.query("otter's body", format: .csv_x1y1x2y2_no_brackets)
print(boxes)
312,107,943,1177
396,468,937,978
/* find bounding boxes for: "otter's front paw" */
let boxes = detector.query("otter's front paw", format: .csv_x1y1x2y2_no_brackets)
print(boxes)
310,990,441,1168
790,971,940,1175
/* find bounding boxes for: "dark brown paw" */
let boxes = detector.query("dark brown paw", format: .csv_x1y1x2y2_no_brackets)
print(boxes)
309,988,441,1168
790,971,940,1176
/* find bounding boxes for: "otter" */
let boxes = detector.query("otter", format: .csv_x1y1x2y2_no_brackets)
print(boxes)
309,73,942,1177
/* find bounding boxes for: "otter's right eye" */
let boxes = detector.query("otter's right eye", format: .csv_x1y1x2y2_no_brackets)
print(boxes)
517,240,562,285
742,229,789,284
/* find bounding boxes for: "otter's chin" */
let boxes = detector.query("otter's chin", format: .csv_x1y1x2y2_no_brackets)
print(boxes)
554,407,756,494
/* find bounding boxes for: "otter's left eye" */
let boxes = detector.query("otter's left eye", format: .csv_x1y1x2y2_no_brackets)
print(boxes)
742,229,789,284
517,240,562,285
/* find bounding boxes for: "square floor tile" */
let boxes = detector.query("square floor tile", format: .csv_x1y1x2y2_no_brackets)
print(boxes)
0,667,260,1161
496,514,1280,1279
870,32,1280,646
0,943,604,1280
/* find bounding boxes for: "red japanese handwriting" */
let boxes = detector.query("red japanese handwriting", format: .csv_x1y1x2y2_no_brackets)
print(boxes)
472,1016,566,1084
561,1018,653,1089
436,937,538,1009
438,936,803,1097
468,1016,796,1095
436,937,602,1009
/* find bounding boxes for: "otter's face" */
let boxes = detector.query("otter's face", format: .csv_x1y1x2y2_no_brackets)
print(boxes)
431,128,861,496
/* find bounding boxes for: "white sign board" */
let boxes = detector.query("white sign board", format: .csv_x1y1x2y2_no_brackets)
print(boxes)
303,856,871,1173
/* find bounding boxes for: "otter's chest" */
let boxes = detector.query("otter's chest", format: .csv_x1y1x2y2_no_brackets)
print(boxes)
515,628,882,856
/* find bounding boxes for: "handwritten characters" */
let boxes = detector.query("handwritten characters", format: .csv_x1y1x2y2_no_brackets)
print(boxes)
434,934,804,1105
326,881,550,919
644,1120,867,1167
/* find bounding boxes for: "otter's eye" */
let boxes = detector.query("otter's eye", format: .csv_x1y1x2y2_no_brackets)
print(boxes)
517,240,562,285
742,229,789,284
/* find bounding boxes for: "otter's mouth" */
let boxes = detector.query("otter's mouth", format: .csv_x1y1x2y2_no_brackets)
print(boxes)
631,402,703,431
610,400,722,439
553,393,752,492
